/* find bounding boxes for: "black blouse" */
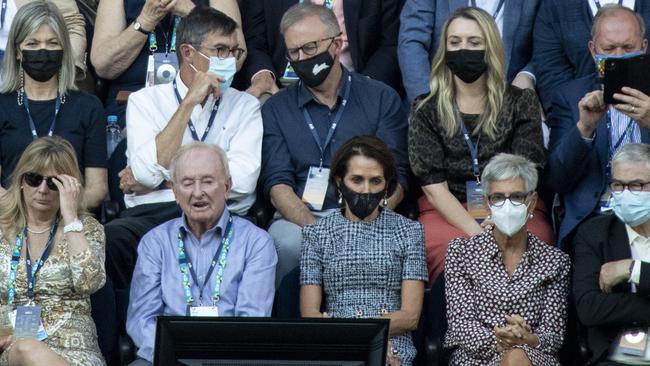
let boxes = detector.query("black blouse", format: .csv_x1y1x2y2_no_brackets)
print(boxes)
0,90,107,186
408,85,546,201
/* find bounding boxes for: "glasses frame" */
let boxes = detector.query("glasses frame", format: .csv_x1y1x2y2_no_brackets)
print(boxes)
23,172,59,191
197,45,246,61
487,191,532,207
609,180,650,194
285,33,341,62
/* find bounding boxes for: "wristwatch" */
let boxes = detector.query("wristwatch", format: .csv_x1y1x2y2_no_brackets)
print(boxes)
63,218,84,234
133,20,151,35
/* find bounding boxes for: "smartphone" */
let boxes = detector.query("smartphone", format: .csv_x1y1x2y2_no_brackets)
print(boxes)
603,54,650,104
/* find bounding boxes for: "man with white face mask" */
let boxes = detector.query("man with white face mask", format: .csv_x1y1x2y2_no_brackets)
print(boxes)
573,143,650,365
105,6,263,291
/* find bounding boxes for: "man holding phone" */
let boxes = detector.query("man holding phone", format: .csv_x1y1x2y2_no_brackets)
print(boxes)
546,4,650,250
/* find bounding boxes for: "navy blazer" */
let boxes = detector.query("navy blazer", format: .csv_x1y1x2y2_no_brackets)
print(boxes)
546,74,650,247
239,0,404,93
533,0,650,111
397,0,539,102
573,214,650,364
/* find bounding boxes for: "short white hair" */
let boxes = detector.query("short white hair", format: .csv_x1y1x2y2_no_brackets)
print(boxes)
480,153,538,195
612,143,650,172
169,142,230,182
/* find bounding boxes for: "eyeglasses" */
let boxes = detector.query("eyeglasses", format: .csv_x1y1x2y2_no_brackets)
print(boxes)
610,180,650,194
487,191,531,207
285,33,341,62
23,172,58,191
198,45,246,60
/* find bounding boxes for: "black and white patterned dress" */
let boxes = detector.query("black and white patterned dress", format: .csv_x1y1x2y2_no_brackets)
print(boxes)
301,209,428,365
444,228,570,366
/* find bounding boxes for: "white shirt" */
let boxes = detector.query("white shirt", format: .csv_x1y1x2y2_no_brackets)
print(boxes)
589,0,636,16
626,224,650,290
0,0,17,52
125,73,263,215
471,0,504,35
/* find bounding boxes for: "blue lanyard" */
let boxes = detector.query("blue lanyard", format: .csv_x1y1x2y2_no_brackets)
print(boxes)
595,0,624,9
1,0,7,29
606,110,636,173
470,0,505,18
460,123,482,182
148,16,180,53
172,79,220,142
22,92,62,140
177,216,234,310
7,222,58,304
301,75,351,168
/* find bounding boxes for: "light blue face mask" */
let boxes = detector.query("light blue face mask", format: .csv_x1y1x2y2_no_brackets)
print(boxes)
611,190,650,227
193,47,237,93
594,51,642,74
207,56,237,93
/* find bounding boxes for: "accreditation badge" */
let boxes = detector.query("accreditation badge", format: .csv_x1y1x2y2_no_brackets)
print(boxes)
302,166,330,211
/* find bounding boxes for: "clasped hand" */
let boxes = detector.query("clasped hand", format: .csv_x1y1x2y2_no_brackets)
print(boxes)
493,315,539,352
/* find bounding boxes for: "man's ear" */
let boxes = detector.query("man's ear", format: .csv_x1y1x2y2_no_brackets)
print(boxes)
179,43,195,65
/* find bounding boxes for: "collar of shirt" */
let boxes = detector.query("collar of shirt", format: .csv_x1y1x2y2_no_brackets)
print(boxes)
625,224,650,258
297,66,350,109
179,207,231,246
589,0,636,17
484,228,539,265
173,72,217,116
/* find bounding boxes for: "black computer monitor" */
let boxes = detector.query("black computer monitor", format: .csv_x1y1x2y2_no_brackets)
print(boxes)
153,316,389,366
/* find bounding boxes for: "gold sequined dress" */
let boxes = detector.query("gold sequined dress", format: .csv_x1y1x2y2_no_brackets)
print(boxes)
0,215,106,365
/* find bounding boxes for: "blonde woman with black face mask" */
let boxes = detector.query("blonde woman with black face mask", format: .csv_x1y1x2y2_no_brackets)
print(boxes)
407,6,553,284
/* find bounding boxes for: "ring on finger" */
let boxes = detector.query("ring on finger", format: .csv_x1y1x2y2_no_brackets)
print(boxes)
631,105,636,113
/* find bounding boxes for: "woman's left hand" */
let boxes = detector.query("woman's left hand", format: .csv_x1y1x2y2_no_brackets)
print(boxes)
52,174,81,225
386,340,400,366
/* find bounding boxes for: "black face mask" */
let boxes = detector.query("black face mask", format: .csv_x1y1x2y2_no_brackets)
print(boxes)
445,49,487,84
21,49,63,82
339,183,385,220
289,49,334,88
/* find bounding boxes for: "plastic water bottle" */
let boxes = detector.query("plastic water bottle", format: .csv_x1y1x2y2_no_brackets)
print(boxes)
106,115,121,158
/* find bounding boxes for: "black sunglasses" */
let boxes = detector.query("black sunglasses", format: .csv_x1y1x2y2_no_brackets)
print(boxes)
23,172,58,191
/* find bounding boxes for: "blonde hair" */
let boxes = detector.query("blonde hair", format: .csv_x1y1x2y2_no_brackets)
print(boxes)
0,0,77,95
416,6,506,140
0,136,86,232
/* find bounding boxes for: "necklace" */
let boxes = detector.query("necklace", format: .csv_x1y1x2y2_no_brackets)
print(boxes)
27,226,51,234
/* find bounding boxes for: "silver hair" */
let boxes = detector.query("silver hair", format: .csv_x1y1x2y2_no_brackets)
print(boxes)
279,3,341,36
0,0,77,94
612,143,650,171
592,4,646,39
169,142,230,182
480,153,538,195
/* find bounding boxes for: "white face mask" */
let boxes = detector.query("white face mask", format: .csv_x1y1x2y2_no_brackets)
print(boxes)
611,190,650,227
489,199,530,237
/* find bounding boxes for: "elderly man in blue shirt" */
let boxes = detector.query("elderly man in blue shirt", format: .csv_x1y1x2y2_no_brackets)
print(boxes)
261,3,409,290
126,142,277,365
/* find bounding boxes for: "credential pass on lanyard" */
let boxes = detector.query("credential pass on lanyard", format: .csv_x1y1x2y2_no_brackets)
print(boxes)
172,79,220,142
177,216,234,313
7,222,58,305
470,0,505,19
461,123,481,183
22,92,62,140
302,75,351,169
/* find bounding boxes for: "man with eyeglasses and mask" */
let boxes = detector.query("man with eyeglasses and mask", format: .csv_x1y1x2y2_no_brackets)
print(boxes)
546,4,650,250
105,6,263,292
261,3,408,291
573,143,650,366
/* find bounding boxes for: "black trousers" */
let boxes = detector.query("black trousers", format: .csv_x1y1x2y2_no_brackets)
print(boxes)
105,201,182,290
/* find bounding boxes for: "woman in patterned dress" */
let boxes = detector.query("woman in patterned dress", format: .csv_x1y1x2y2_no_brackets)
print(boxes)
0,136,105,365
445,153,570,366
300,136,428,366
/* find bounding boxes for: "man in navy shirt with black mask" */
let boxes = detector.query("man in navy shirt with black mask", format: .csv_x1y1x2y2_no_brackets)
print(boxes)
261,3,409,290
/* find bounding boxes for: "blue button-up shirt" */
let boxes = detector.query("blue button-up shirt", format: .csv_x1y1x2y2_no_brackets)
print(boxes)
126,209,277,361
261,67,408,211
